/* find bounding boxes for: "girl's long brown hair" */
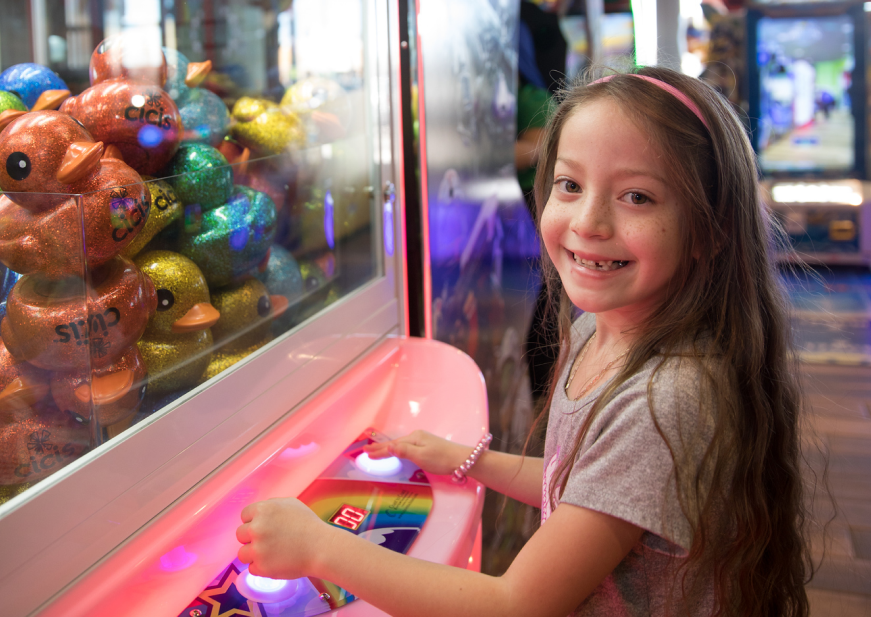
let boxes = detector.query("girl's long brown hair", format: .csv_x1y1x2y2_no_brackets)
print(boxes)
528,66,812,616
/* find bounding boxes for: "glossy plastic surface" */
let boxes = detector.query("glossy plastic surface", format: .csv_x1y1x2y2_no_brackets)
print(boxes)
37,336,487,617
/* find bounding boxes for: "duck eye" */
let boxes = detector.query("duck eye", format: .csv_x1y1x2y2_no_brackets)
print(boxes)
66,410,88,424
156,288,175,311
257,295,271,317
6,152,31,181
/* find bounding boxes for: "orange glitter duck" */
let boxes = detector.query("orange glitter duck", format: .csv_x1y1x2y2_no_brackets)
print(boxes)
60,36,184,176
0,111,150,280
0,337,89,488
1,256,157,436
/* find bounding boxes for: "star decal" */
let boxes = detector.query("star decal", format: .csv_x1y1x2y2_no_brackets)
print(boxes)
198,563,263,617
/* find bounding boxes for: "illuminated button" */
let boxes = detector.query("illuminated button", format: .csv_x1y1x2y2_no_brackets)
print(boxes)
235,567,301,604
354,452,402,476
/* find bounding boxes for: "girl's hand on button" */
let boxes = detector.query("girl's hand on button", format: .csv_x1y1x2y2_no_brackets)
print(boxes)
363,430,469,476
236,497,328,580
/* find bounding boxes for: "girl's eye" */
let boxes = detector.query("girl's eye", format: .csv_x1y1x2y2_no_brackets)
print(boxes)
625,192,649,205
557,179,581,193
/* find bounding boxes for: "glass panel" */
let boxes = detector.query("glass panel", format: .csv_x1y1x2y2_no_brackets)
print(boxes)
0,0,382,503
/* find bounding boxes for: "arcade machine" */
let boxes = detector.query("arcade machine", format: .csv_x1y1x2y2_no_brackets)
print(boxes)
748,1,871,265
0,1,487,615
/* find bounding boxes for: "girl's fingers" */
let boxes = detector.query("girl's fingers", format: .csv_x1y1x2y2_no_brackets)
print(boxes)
240,503,255,523
238,543,253,565
363,442,392,458
388,440,412,459
236,523,251,544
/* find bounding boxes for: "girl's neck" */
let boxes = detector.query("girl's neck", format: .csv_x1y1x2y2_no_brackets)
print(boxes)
590,310,642,355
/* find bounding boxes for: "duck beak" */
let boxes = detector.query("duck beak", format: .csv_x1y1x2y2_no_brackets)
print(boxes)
185,60,212,87
172,302,220,333
57,141,104,184
31,89,71,111
270,295,289,318
102,144,124,161
0,376,48,412
74,369,134,406
311,110,345,140
0,109,27,132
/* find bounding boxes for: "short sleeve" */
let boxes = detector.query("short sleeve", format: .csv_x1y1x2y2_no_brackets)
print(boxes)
558,360,713,555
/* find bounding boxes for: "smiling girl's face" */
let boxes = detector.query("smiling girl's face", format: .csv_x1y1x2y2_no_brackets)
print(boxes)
540,99,686,323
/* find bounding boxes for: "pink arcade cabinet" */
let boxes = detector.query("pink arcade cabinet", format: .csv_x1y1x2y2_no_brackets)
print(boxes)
0,2,487,616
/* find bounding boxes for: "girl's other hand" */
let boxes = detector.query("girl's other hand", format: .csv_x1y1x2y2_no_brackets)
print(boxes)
363,430,468,476
236,497,330,580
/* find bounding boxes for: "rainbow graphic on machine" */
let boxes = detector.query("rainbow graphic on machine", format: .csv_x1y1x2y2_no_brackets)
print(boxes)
178,429,433,617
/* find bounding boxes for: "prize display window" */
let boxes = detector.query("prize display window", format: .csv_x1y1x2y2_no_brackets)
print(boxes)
0,2,410,614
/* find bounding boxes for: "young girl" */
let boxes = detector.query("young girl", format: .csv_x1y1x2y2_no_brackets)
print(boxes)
236,66,812,616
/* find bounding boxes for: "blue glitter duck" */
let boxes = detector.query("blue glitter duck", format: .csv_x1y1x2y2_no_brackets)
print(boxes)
0,63,68,109
163,48,229,148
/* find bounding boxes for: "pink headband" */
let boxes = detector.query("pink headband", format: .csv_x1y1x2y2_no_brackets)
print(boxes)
591,74,710,130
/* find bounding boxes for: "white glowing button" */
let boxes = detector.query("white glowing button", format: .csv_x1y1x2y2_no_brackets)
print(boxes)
248,575,287,592
235,568,301,604
131,94,146,108
355,452,402,476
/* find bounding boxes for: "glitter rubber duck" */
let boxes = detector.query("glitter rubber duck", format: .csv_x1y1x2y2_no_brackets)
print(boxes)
121,177,183,259
163,48,229,148
230,97,305,156
178,185,277,288
50,345,148,436
0,337,88,491
161,143,233,211
0,111,150,279
0,92,26,117
1,256,157,372
60,37,183,176
0,63,68,109
201,277,287,382
281,77,350,143
254,244,304,336
135,251,220,397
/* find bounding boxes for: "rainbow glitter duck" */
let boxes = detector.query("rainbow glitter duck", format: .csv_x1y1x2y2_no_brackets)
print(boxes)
135,251,220,398
0,111,150,280
178,184,278,288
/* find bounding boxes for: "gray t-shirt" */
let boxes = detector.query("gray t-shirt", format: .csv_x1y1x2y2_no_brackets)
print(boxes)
542,313,716,616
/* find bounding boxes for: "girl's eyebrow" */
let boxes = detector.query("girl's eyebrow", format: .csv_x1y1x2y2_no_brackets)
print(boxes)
555,158,666,186
612,168,667,186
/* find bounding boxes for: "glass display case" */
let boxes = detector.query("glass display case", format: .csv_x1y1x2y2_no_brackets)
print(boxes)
0,2,484,616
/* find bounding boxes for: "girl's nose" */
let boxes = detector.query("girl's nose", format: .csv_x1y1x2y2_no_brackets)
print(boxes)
569,193,613,239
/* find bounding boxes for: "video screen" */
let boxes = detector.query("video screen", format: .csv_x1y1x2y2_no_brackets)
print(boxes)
756,15,855,173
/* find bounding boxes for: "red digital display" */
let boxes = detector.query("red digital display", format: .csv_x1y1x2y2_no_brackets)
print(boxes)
329,504,370,531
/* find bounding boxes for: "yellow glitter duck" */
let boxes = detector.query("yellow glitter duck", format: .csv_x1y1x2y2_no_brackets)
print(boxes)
201,277,288,382
134,251,220,397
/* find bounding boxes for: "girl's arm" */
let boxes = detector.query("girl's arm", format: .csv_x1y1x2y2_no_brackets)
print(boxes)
364,430,542,507
237,496,643,617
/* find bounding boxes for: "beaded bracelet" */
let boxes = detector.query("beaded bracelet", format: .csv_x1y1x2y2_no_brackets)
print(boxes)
451,432,493,485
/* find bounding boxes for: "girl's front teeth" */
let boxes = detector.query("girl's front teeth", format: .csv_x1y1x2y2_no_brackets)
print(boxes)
573,254,629,271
